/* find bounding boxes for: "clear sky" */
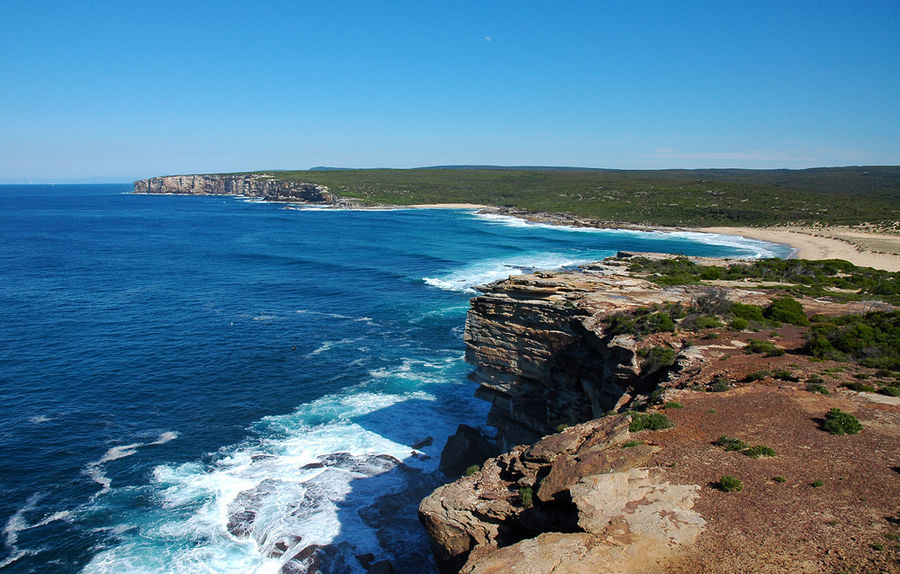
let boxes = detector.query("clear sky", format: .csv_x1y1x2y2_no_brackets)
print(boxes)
1,1,898,182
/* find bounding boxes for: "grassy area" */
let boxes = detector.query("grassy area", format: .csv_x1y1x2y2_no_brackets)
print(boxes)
231,166,900,227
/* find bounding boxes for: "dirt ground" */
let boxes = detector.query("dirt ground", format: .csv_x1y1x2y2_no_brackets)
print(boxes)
643,333,900,573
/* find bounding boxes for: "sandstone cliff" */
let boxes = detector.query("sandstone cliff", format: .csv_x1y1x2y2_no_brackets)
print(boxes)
133,173,346,205
463,258,712,450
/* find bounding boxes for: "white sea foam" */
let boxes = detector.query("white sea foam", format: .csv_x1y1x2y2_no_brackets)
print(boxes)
423,252,601,293
82,357,488,573
28,415,52,424
472,211,790,258
0,494,71,568
84,432,180,494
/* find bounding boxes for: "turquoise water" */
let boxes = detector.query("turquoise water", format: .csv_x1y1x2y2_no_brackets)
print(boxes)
0,185,791,572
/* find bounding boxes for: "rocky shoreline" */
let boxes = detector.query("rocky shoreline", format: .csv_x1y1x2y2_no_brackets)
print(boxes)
419,254,900,573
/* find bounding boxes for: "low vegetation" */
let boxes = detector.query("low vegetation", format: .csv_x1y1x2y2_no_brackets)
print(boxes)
627,258,900,305
716,475,744,492
822,408,862,435
629,412,673,432
806,311,900,369
261,166,900,227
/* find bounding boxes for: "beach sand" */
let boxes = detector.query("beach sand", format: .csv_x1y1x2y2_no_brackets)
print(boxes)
406,203,487,209
696,226,900,272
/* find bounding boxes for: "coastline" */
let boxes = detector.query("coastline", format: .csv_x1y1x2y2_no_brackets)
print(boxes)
694,225,900,272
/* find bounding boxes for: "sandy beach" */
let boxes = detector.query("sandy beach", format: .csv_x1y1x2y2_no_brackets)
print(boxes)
696,226,900,272
405,203,487,209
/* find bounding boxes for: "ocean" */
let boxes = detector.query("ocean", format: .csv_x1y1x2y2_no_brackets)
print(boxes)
0,184,792,573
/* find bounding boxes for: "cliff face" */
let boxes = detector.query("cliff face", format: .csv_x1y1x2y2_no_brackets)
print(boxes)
133,174,337,204
463,259,704,449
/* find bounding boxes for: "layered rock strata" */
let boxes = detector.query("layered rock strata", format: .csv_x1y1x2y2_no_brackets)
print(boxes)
464,259,707,449
133,174,343,204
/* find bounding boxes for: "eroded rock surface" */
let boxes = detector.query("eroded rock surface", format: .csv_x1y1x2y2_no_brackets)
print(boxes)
133,173,349,205
417,414,699,573
464,261,713,448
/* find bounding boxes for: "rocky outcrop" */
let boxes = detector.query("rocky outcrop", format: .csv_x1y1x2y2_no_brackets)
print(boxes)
133,173,345,204
464,260,706,449
419,414,702,573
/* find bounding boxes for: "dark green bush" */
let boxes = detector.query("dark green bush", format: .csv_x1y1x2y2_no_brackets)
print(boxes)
773,475,786,483
693,315,723,329
877,385,900,397
464,465,480,476
822,408,862,435
840,381,876,393
806,383,829,394
639,346,678,373
745,339,786,356
732,302,765,322
714,436,748,451
805,311,900,369
629,412,673,432
709,376,731,392
663,401,684,409
716,475,743,492
730,317,749,331
764,296,809,326
772,369,799,382
621,439,644,448
811,480,824,488
743,370,771,382
743,445,776,458
519,486,533,508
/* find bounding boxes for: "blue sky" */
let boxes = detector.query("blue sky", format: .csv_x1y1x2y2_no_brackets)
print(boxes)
1,1,898,182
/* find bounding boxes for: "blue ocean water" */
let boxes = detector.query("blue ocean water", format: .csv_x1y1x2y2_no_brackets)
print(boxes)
0,185,792,573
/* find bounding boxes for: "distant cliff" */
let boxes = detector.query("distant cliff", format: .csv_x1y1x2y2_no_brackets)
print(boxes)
133,174,340,204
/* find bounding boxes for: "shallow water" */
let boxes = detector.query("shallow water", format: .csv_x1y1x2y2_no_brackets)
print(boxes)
0,185,791,572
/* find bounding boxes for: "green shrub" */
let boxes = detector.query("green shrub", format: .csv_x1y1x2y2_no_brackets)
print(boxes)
745,339,786,356
822,408,862,435
772,370,799,382
716,475,743,492
693,315,723,329
877,385,900,397
854,372,870,380
714,436,749,451
730,317,749,331
870,542,884,551
764,296,809,326
629,412,674,432
663,401,684,409
743,445,777,458
464,465,480,476
840,381,876,393
811,480,824,488
621,439,644,448
805,311,900,369
807,374,824,384
555,423,570,433
639,346,678,373
743,370,771,382
700,267,722,280
806,383,830,394
732,303,765,322
773,475,786,483
709,376,731,392
519,486,533,508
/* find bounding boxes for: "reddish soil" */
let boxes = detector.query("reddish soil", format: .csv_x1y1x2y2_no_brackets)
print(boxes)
645,379,900,573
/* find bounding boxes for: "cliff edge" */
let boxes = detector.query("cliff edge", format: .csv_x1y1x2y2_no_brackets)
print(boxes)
133,173,355,205
422,254,900,573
